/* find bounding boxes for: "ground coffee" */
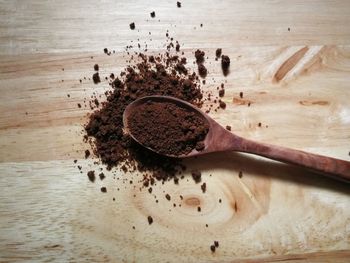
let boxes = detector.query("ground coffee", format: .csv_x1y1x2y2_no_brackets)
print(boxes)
127,101,209,156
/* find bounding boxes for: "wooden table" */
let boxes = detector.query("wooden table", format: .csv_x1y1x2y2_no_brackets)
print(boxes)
1,1,350,262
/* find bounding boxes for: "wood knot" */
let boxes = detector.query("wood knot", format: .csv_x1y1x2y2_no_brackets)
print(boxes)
185,197,200,207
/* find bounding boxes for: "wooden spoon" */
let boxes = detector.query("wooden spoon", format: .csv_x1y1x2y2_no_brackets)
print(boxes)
123,95,350,182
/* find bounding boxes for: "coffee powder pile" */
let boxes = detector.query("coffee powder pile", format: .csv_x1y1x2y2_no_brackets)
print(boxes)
127,101,209,156
85,50,210,181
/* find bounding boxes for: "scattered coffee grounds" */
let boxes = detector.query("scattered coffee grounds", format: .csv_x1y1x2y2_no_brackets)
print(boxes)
130,22,135,30
214,241,219,247
215,48,222,58
239,91,243,98
87,171,95,182
165,194,171,201
92,73,101,84
198,64,207,78
219,89,225,97
127,101,209,156
147,215,153,225
226,125,231,131
103,48,108,54
201,182,206,193
99,172,105,180
258,122,262,127
94,64,99,71
197,206,201,212
176,43,180,52
221,55,230,75
177,1,181,8
191,170,202,183
195,49,205,63
150,11,155,18
100,187,107,193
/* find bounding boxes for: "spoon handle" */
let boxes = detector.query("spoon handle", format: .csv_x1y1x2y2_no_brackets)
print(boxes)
236,137,350,182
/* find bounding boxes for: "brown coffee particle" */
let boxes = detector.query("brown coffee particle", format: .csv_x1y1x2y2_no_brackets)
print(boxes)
191,170,201,183
219,100,226,109
197,206,201,212
100,187,107,193
239,92,243,98
99,172,105,180
147,215,153,225
201,182,206,193
150,11,155,18
215,48,222,58
87,171,95,182
198,64,207,78
239,171,243,178
165,194,171,201
177,1,181,8
210,245,216,252
226,125,231,131
130,22,135,30
214,241,219,247
219,89,225,97
195,49,205,64
85,149,90,159
94,64,99,71
92,73,101,84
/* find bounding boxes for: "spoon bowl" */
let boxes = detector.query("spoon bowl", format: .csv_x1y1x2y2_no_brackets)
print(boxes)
123,95,350,182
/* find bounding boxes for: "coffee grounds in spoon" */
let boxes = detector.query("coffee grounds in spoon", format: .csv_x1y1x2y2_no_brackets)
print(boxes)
127,101,209,156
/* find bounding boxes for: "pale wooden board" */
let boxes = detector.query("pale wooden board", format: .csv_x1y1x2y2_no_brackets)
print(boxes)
1,1,350,262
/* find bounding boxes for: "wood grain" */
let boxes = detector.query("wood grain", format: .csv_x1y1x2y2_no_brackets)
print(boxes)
1,0,350,262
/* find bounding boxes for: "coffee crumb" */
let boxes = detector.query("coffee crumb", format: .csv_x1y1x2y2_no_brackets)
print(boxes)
239,92,243,98
77,103,81,108
195,49,205,63
201,182,206,193
92,73,101,84
191,170,202,183
94,64,99,71
147,216,153,225
99,172,105,180
177,1,181,8
219,198,222,203
221,55,230,75
197,206,201,212
85,150,90,159
87,171,95,182
215,48,222,58
239,171,243,178
165,194,171,201
219,100,226,109
219,89,225,97
258,122,262,127
226,125,231,131
103,48,108,54
176,43,180,52
150,11,155,18
198,64,207,78
210,245,216,252
214,241,219,247
74,160,77,163
100,187,107,193
130,22,135,30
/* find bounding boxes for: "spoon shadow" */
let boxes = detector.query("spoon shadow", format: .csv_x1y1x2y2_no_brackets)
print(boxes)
184,151,350,196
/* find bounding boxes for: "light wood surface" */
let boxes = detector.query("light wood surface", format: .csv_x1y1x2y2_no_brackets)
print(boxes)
1,1,350,262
